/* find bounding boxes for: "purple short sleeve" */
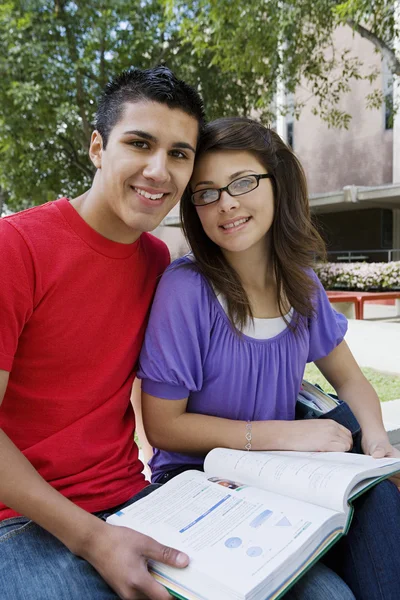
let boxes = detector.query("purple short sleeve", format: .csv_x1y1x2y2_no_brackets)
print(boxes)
307,272,348,363
137,259,212,399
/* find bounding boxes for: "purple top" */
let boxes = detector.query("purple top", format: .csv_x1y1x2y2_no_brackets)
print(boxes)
137,257,347,482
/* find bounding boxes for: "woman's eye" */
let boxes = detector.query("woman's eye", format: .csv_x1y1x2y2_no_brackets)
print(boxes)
235,178,253,188
200,189,217,201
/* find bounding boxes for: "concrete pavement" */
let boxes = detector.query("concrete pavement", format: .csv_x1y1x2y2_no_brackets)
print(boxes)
345,319,400,374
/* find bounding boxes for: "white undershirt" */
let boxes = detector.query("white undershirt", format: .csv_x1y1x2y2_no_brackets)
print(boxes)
185,253,292,339
216,294,293,339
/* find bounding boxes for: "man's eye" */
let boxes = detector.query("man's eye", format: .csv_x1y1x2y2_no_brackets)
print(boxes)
129,140,149,149
170,150,187,159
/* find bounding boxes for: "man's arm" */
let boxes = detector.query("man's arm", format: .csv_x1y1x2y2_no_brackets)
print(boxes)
0,369,188,600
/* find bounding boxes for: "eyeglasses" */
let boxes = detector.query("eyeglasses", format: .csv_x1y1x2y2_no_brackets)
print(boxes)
191,173,274,206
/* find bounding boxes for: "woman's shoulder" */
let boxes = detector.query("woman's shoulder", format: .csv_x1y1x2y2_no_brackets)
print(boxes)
157,253,213,300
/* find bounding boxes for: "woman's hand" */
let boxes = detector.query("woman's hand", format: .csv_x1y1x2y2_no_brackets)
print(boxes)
284,419,353,452
362,431,400,490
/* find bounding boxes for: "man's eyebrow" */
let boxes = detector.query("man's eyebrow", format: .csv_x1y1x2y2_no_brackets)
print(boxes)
194,170,256,189
122,130,195,154
173,142,196,154
123,129,157,142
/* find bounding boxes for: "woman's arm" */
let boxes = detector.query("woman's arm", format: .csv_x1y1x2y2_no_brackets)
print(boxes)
142,392,353,453
315,340,400,461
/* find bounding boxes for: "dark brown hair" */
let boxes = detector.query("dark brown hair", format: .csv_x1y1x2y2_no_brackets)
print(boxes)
180,116,326,331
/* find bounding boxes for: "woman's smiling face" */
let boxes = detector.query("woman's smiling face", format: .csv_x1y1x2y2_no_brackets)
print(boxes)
191,150,275,257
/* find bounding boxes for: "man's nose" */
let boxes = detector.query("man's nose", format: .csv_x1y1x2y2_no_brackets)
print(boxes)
218,190,240,212
143,152,170,182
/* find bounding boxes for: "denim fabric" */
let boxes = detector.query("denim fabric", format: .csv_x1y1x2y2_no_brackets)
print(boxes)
285,562,355,600
324,479,400,600
0,485,159,600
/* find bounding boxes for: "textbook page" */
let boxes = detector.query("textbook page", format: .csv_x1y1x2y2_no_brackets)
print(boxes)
107,470,342,600
204,449,400,513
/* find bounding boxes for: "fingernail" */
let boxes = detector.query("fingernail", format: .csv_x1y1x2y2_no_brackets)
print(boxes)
176,552,188,566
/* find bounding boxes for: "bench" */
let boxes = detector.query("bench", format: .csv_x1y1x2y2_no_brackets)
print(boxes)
355,292,400,320
327,291,400,320
326,292,362,319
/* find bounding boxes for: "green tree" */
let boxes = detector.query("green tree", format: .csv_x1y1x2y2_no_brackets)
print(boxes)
1,1,398,209
0,0,250,210
167,0,399,128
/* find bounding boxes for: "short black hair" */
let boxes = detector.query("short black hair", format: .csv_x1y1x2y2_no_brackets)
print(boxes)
95,66,205,147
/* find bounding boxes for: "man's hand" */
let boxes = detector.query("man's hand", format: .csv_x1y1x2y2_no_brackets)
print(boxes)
286,420,353,452
83,520,189,600
362,432,400,490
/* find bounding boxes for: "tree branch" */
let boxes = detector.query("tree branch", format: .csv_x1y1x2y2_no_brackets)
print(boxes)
347,19,400,76
99,28,106,89
58,134,94,178
57,1,92,142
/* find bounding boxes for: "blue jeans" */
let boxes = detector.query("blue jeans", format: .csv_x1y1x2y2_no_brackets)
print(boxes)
0,486,157,600
304,400,400,600
0,486,354,600
324,479,400,600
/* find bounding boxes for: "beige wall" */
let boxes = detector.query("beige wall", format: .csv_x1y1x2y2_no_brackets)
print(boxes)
152,223,189,260
294,26,393,194
152,201,189,260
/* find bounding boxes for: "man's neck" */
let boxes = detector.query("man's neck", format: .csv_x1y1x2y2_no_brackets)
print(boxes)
70,189,141,245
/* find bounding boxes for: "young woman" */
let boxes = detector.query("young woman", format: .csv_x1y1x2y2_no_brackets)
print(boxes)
137,117,400,599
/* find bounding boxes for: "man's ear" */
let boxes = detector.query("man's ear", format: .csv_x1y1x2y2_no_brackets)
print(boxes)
89,130,103,168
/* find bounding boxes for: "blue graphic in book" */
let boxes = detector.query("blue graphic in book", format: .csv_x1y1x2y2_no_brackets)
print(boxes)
276,516,292,527
224,537,242,549
246,546,263,558
249,509,273,528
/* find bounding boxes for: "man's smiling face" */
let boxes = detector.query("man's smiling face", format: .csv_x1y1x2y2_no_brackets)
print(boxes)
89,100,199,243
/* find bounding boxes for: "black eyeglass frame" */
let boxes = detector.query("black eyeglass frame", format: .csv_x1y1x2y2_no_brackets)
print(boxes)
190,173,274,206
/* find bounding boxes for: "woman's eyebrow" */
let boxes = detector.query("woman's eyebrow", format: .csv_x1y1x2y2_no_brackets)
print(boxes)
193,169,257,189
230,169,257,179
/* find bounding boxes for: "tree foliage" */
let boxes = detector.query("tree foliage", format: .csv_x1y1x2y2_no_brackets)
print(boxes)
0,0,251,209
0,0,398,209
168,0,399,128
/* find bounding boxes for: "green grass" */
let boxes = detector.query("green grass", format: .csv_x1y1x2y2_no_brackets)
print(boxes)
304,363,400,403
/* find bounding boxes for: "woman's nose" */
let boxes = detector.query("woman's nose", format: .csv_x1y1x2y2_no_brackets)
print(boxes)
218,190,240,212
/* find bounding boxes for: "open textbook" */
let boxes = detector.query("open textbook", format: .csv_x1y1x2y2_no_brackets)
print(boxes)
107,448,400,600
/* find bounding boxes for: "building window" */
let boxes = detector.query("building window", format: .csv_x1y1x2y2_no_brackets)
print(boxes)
286,122,294,148
385,93,394,130
381,209,393,248
383,58,393,130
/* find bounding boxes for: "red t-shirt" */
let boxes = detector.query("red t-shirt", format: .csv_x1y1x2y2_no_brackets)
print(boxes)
0,198,169,520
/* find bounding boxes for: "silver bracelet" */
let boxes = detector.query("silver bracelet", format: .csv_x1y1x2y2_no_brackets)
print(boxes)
245,421,252,451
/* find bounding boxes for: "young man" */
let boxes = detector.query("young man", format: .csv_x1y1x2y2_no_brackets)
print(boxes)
0,66,205,600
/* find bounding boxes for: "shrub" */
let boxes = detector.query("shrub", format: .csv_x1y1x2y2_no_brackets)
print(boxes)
314,261,400,291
